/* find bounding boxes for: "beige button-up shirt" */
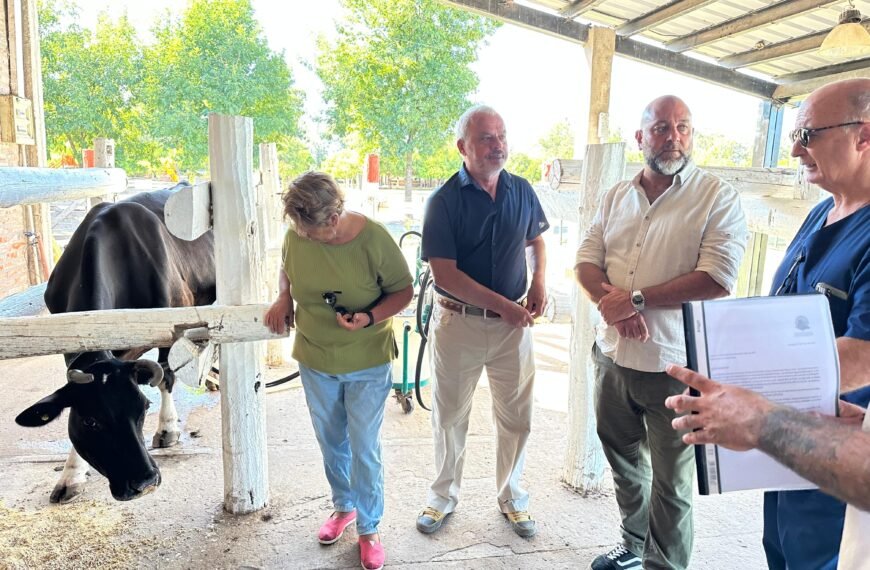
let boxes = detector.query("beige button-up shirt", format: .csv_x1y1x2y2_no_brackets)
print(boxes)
575,161,748,373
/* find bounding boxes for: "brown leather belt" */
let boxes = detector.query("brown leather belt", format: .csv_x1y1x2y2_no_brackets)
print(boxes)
437,297,501,319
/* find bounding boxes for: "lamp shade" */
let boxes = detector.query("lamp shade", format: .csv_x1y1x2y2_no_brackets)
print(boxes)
819,8,870,59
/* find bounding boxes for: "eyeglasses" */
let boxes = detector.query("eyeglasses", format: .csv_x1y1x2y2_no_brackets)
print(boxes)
789,121,868,148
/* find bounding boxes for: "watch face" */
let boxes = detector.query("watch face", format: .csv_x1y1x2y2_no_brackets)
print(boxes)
632,292,644,304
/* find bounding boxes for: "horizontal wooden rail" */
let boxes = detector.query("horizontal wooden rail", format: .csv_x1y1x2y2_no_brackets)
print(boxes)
0,303,288,360
0,167,127,207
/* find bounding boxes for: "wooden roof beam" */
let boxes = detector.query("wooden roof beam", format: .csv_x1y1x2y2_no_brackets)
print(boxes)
666,0,839,53
775,57,870,84
440,0,589,43
617,0,717,37
560,0,606,20
438,0,778,100
613,36,776,100
773,67,870,101
719,21,870,69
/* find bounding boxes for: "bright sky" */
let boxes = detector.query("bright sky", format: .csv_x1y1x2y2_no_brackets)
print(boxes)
76,0,771,156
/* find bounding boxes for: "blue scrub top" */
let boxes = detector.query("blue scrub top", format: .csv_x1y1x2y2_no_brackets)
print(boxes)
422,164,549,303
769,198,870,406
764,199,870,570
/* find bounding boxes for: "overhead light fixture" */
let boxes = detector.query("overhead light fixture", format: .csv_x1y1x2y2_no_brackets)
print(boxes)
819,1,870,59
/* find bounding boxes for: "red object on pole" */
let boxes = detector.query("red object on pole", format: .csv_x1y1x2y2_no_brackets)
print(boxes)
82,149,95,168
366,153,380,183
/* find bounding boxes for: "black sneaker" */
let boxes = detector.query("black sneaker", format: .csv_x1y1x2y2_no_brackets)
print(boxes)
589,545,642,570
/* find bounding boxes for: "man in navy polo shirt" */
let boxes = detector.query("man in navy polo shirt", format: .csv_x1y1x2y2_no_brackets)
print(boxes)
415,104,549,538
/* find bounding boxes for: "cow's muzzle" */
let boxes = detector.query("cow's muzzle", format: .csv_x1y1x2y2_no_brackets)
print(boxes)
112,469,161,501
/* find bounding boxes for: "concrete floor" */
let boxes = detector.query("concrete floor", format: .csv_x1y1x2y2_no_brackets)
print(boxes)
0,324,767,569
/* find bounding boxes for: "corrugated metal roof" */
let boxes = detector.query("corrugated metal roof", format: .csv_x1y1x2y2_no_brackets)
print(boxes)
511,0,870,95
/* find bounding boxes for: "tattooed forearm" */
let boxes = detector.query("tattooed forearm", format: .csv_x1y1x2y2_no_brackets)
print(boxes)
758,407,870,510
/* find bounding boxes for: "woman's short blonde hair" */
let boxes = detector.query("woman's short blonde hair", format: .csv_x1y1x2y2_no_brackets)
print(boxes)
282,171,345,228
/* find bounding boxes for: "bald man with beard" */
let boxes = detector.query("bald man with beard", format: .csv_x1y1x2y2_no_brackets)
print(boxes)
575,95,748,570
665,79,870,570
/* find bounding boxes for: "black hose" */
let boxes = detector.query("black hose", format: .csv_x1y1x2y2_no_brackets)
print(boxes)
210,367,300,390
266,370,300,388
414,312,431,411
416,267,432,341
399,230,422,247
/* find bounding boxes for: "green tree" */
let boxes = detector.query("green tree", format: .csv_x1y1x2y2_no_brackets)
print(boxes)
414,139,460,181
507,152,541,182
144,0,304,171
276,136,314,181
316,0,498,200
692,132,751,167
39,1,149,170
538,118,575,160
321,146,363,184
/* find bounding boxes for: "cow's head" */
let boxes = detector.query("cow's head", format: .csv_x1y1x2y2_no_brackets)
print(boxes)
16,358,164,501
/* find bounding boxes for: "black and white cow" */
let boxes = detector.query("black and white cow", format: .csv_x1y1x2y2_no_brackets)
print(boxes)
15,185,215,502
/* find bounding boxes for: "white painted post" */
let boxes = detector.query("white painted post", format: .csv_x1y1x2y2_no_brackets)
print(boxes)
209,114,269,514
258,142,285,366
88,137,116,209
562,142,625,495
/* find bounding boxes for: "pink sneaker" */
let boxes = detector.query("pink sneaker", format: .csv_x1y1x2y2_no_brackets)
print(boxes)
359,537,385,570
318,510,356,545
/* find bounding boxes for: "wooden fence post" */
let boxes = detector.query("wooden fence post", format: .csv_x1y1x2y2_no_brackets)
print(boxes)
258,142,285,366
88,137,116,209
209,114,269,514
562,142,625,495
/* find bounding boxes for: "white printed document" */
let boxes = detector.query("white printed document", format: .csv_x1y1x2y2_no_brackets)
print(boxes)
682,294,840,494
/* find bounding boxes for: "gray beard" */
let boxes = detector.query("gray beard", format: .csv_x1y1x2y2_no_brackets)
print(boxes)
647,153,689,176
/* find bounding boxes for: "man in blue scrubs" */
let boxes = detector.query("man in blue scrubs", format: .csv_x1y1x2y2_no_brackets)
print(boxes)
416,104,549,538
667,78,870,569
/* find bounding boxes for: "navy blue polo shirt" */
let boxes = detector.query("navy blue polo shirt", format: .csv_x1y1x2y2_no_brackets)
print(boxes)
421,164,549,303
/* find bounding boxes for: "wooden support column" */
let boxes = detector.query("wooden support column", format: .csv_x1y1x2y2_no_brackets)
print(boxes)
584,26,615,146
258,142,285,366
563,142,625,494
21,0,52,281
209,114,269,514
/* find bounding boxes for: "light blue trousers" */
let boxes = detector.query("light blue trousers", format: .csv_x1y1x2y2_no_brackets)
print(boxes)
298,362,392,535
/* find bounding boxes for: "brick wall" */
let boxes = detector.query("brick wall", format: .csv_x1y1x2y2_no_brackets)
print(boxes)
0,142,30,295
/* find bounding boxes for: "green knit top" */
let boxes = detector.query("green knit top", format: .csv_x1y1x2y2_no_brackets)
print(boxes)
282,217,413,374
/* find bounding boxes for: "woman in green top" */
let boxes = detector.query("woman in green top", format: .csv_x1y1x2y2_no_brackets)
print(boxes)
265,171,413,570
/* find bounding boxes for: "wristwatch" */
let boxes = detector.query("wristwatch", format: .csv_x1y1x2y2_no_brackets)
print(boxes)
630,290,645,312
364,310,375,328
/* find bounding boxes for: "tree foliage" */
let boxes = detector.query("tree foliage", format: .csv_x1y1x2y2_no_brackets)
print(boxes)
144,0,304,171
692,132,751,167
39,0,147,169
37,0,306,174
538,118,575,160
507,152,541,182
415,139,461,180
315,0,497,195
